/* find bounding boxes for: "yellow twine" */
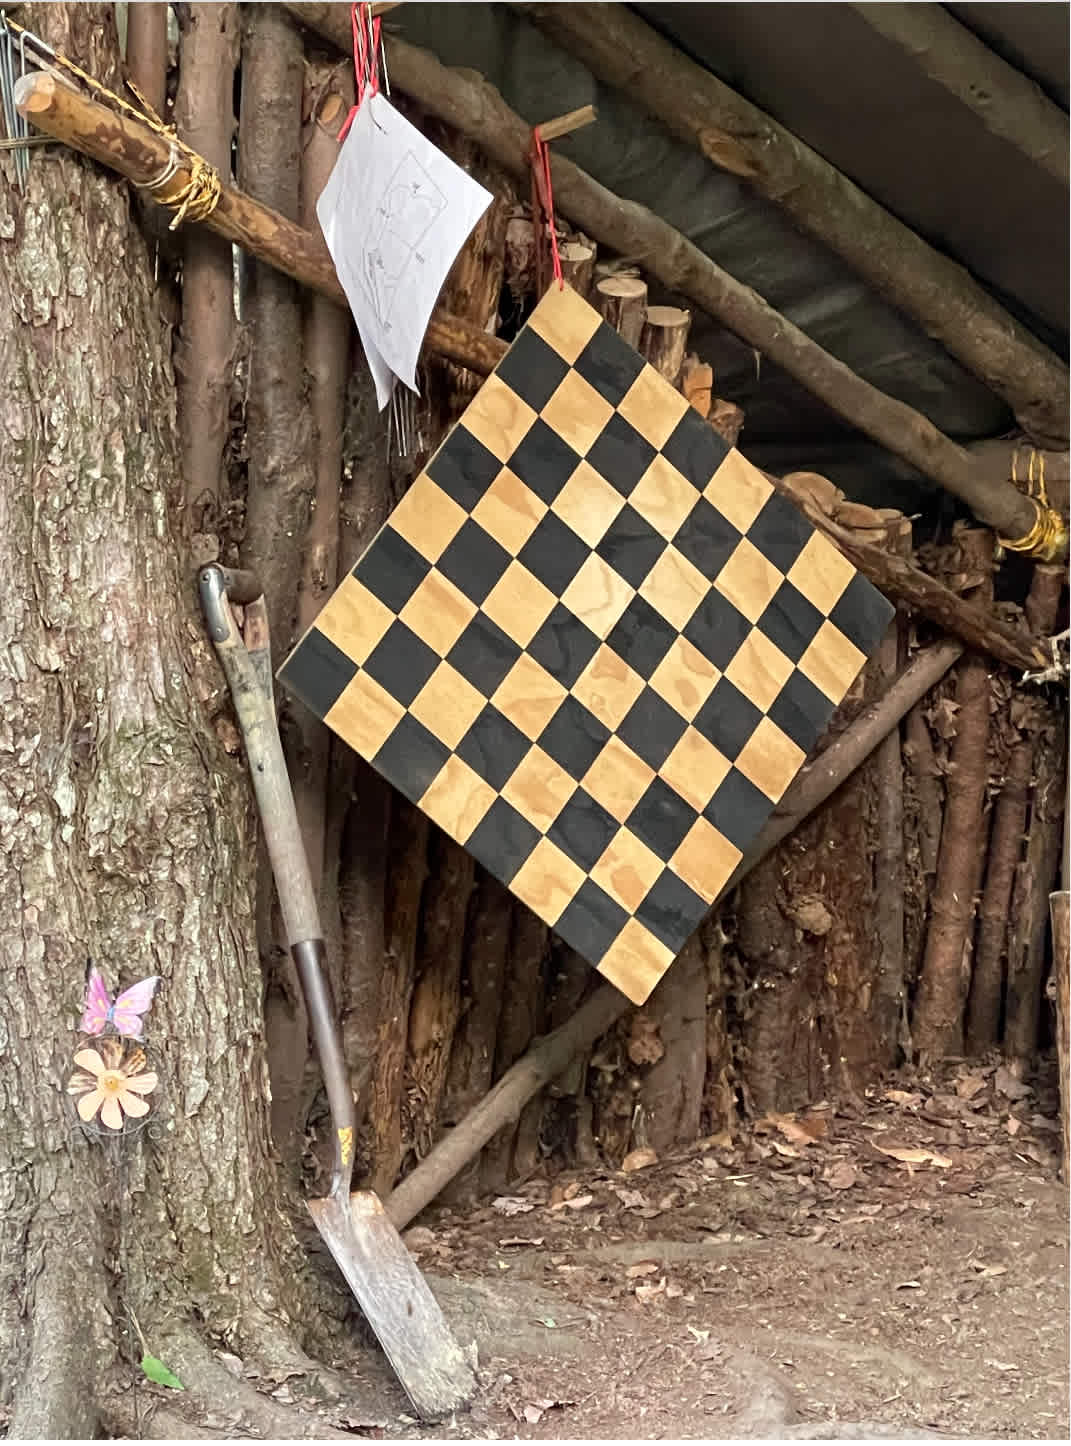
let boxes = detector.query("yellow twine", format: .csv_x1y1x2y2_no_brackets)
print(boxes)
1002,444,1065,559
5,13,221,229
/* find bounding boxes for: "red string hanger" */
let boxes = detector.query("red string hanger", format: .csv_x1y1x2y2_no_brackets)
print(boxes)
338,1,382,142
529,125,564,295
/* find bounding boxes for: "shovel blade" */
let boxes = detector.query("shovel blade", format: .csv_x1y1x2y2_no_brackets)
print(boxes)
307,1188,475,1420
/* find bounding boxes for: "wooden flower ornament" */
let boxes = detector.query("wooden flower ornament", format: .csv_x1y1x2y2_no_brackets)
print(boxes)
67,1039,158,1130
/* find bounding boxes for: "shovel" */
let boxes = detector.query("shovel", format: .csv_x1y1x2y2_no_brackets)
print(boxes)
199,564,475,1421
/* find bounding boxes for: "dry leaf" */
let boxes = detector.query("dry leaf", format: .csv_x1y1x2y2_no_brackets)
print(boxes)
884,1089,923,1107
987,1360,1019,1372
955,1073,987,1100
768,1112,822,1147
612,1186,646,1208
824,1161,859,1190
563,1180,583,1200
1005,1116,1022,1137
523,1405,544,1424
635,1276,667,1302
492,1196,535,1215
622,1147,659,1173
626,1261,660,1279
995,1066,1032,1101
771,1140,800,1159
876,1143,952,1167
896,1280,922,1290
499,1236,544,1248
563,1192,594,1211
627,1014,665,1066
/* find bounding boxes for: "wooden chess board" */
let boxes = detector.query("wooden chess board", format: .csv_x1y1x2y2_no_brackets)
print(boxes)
279,284,893,1004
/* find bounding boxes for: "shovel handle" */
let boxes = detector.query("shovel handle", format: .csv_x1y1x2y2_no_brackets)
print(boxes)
199,565,356,1199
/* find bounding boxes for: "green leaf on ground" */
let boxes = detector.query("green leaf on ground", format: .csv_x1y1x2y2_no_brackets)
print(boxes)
141,1354,185,1390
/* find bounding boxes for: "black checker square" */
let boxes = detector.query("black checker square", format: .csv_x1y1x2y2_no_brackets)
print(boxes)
538,695,611,779
618,687,689,771
703,766,774,852
661,405,730,489
635,867,710,954
447,612,523,696
464,797,541,885
372,714,450,806
435,518,511,604
527,603,601,688
425,425,502,511
573,321,646,406
277,627,356,720
595,504,669,589
279,281,895,1008
518,511,590,596
351,525,430,614
362,620,439,707
492,325,570,411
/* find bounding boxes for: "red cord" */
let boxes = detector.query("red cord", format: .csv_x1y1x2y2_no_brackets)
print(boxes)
338,2,381,142
530,128,564,290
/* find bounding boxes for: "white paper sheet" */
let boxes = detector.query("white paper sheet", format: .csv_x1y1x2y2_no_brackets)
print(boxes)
317,92,493,410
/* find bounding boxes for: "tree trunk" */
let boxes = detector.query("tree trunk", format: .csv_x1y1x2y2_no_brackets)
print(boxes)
0,9,334,1435
595,274,648,347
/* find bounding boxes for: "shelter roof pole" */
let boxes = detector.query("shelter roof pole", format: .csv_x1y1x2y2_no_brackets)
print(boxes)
513,1,1069,447
282,3,1057,553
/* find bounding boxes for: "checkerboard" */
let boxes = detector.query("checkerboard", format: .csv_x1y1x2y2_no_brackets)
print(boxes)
279,285,893,1005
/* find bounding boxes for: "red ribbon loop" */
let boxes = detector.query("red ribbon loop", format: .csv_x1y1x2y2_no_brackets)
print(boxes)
338,2,382,142
529,127,564,292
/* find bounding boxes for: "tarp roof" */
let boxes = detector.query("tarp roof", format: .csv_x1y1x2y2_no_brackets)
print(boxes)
392,2,1069,513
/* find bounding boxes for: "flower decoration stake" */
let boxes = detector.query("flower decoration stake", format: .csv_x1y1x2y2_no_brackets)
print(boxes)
67,1037,158,1132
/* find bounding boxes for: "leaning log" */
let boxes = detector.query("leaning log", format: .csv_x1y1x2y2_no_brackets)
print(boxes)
14,70,508,379
280,5,1052,548
1050,882,1070,1183
515,1,1069,445
385,639,962,1225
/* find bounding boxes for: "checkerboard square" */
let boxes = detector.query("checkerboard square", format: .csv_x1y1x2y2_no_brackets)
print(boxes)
436,519,512,605
456,703,531,791
280,283,894,1007
425,425,501,511
363,620,439,707
586,412,658,496
352,525,431,613
528,604,602,689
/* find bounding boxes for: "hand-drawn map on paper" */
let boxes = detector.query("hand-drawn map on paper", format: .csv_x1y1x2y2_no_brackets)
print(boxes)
317,91,492,409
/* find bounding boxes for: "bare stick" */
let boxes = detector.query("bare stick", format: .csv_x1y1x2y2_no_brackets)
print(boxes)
385,638,961,1226
124,1,168,118
1049,885,1070,1182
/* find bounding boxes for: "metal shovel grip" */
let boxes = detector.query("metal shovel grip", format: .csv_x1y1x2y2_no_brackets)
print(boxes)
199,565,356,1198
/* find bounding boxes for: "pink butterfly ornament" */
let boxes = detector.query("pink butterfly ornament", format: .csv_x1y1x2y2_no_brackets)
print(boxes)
80,967,160,1041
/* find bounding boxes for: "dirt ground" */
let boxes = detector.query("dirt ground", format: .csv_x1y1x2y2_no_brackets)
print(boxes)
185,1055,1069,1440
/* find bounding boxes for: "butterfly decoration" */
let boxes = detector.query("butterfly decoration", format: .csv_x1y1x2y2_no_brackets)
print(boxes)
80,965,160,1041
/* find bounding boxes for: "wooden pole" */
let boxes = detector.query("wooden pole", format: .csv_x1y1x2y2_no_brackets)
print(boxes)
124,1,168,118
514,1,1069,446
279,4,1053,548
594,275,647,347
384,638,962,1226
14,70,508,379
640,304,691,387
1049,875,1070,1182
850,3,1069,187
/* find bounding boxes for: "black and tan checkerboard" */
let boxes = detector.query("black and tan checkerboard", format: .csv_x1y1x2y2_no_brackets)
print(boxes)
279,284,893,1005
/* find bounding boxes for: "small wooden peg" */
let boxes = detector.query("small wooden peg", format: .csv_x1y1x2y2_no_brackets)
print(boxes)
534,104,597,144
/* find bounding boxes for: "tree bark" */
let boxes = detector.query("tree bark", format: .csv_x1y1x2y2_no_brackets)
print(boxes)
850,3,1069,186
636,933,707,1152
0,8,332,1434
913,533,995,1058
173,4,239,529
481,906,548,1191
515,0,1070,444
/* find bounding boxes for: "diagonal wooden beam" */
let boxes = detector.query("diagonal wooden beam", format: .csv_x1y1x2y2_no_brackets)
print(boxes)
511,1,1069,447
284,3,1052,550
850,2,1069,187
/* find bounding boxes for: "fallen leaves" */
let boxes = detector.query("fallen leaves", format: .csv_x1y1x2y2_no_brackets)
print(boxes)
875,1143,953,1168
492,1195,535,1216
622,1146,659,1173
823,1160,859,1190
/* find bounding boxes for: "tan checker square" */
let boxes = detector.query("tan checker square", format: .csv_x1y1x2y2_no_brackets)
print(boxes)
387,473,467,563
648,635,720,722
798,619,867,703
481,559,558,647
704,449,775,534
399,569,478,657
540,367,616,456
630,453,702,541
714,536,785,623
325,670,405,760
616,362,690,449
471,467,547,554
669,816,742,905
526,282,602,363
492,653,569,740
561,553,635,640
419,753,497,844
638,544,710,631
659,727,731,812
510,836,586,926
786,531,856,613
501,744,578,833
581,733,655,823
549,460,625,547
572,645,647,734
409,660,487,749
461,372,538,462
598,917,675,1007
315,573,394,666
723,629,795,712
590,827,664,913
734,715,807,804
